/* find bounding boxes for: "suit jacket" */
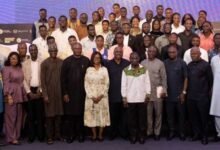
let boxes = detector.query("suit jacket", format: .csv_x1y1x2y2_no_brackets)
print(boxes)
135,33,152,51
135,33,153,61
112,34,136,51
134,33,144,51
23,58,42,93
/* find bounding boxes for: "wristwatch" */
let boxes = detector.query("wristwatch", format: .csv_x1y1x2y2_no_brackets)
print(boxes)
182,90,187,95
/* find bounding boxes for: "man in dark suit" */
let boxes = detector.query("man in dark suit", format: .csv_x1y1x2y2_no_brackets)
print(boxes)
112,23,136,51
61,43,90,143
135,22,151,51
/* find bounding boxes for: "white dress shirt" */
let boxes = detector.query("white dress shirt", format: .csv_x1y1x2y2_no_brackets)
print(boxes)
115,16,121,21
30,60,40,87
95,22,103,35
123,35,129,46
101,31,111,44
32,36,49,60
183,47,209,64
51,28,79,60
171,24,185,34
80,36,96,52
145,48,149,59
34,21,49,38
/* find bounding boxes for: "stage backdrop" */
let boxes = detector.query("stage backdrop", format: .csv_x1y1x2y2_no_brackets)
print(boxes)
0,0,219,23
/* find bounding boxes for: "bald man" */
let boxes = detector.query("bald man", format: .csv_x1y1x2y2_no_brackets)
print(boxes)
23,44,44,143
139,10,154,31
187,47,213,145
164,45,188,141
41,43,63,144
17,42,30,139
183,35,208,64
106,46,130,140
61,42,90,143
17,42,30,63
141,45,167,141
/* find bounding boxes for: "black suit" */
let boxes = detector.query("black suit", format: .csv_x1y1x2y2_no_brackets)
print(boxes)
112,34,136,51
135,34,145,61
135,33,154,61
135,34,144,49
61,55,90,139
134,33,152,50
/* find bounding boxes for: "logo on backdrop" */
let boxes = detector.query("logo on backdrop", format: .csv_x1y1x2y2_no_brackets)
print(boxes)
0,24,33,45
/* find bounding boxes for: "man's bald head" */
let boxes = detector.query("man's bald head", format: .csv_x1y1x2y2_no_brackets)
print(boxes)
72,42,82,49
17,42,27,57
148,45,158,60
72,42,82,57
18,41,27,48
191,46,200,52
113,46,123,60
190,46,201,62
29,44,38,60
168,45,178,60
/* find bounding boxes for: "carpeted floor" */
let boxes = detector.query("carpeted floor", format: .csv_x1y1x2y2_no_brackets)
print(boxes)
1,138,220,150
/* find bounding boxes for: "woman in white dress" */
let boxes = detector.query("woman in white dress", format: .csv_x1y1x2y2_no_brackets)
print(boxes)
84,51,110,141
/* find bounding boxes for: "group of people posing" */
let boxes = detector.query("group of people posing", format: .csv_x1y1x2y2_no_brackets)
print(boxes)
0,3,220,147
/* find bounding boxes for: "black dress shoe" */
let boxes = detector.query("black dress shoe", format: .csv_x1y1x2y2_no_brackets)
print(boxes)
201,137,208,145
190,134,201,141
109,134,117,141
214,136,220,142
167,132,175,141
78,136,85,143
28,138,34,143
129,137,136,144
146,134,153,140
39,138,44,143
54,137,62,141
212,134,220,142
139,138,145,144
0,143,6,147
154,135,160,141
179,134,186,141
66,138,74,144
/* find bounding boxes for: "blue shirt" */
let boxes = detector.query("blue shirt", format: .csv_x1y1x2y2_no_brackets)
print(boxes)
106,59,130,103
164,58,187,102
209,48,219,62
92,48,108,60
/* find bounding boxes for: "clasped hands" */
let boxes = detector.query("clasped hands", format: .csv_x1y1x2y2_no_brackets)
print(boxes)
92,95,104,104
63,94,104,104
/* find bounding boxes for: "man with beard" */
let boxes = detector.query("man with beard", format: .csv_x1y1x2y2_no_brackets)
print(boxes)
61,43,90,143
